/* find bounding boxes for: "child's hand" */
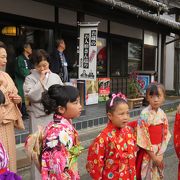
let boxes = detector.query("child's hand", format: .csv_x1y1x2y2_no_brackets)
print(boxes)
177,104,180,114
153,155,164,169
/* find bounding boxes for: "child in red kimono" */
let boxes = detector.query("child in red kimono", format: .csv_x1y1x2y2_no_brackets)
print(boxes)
174,104,180,180
40,85,83,180
86,92,137,180
136,82,171,180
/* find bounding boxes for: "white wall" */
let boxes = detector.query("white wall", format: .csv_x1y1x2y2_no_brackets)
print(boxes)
165,35,175,90
110,21,143,39
144,31,157,46
159,14,175,90
0,0,54,22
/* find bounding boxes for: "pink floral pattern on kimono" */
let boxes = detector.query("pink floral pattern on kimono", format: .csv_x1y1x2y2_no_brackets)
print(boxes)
41,114,83,180
0,141,22,179
137,105,171,180
0,142,8,169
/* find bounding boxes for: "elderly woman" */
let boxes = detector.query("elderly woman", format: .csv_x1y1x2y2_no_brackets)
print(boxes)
174,104,180,180
23,49,63,180
0,43,24,172
24,49,63,132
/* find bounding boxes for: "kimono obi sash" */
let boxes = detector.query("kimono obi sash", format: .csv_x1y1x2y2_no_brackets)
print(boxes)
148,124,163,145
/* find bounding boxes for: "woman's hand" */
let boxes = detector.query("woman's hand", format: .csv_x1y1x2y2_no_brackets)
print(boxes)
8,93,21,104
39,69,50,82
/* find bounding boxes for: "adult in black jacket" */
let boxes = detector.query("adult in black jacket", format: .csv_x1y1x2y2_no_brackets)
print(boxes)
50,39,69,82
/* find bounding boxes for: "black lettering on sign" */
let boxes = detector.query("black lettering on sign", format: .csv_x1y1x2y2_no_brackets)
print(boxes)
91,30,96,46
83,33,89,69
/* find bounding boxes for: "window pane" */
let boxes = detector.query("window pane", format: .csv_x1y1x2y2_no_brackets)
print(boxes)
128,42,142,73
110,38,128,77
144,44,156,71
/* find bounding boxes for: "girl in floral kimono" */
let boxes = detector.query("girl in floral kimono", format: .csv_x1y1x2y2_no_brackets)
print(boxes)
136,82,171,180
0,142,22,180
86,92,137,180
174,104,180,180
41,84,83,180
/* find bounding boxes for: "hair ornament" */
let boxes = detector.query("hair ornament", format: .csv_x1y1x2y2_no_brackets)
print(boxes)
110,92,127,107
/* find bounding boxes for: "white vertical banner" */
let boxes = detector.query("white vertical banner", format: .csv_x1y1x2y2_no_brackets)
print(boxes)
78,22,99,80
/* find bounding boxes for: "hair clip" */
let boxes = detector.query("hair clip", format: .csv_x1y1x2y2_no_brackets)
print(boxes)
110,92,127,107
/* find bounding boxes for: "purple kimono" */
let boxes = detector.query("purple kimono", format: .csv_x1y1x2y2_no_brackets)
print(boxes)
0,142,22,180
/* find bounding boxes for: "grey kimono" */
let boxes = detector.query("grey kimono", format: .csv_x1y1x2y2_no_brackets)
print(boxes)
23,69,63,132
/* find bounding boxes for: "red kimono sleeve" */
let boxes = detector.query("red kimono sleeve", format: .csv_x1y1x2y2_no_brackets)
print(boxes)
86,133,106,180
174,113,180,180
174,113,180,160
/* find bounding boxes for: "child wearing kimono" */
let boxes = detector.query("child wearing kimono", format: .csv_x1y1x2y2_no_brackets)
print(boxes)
0,142,22,180
174,104,180,180
41,85,83,180
136,82,171,180
86,93,137,180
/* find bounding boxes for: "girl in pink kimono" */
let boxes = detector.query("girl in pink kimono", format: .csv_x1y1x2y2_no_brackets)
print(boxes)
136,82,171,180
41,85,83,180
0,142,22,180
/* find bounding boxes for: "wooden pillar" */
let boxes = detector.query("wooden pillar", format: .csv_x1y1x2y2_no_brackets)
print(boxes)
160,33,166,84
142,29,145,70
107,20,110,77
54,6,59,41
174,14,180,95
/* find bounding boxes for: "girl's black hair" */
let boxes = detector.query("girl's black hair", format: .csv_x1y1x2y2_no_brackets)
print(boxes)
146,82,165,98
31,49,50,66
0,90,5,105
106,93,127,113
41,84,79,114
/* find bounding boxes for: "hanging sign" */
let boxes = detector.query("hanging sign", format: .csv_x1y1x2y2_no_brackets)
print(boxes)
78,22,99,80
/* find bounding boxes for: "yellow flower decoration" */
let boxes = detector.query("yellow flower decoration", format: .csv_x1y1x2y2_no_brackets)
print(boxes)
99,138,104,144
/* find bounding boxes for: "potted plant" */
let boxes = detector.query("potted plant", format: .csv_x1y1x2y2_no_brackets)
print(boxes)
127,71,144,109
